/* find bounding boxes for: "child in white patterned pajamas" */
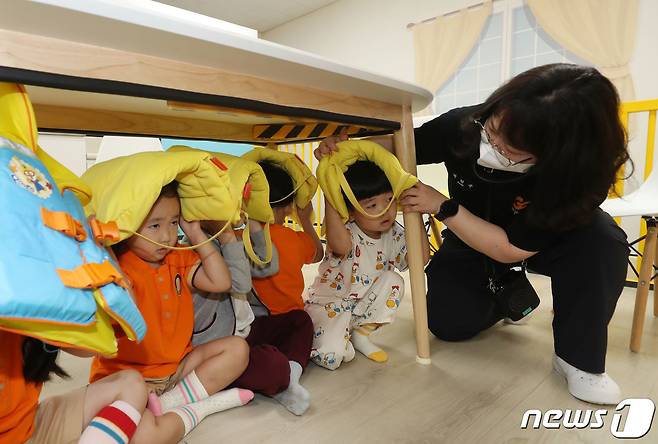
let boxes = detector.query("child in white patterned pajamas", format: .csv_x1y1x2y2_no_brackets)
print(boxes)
305,160,427,370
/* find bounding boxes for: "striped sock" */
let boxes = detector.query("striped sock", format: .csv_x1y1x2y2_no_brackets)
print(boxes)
170,388,254,436
79,400,141,444
149,370,208,416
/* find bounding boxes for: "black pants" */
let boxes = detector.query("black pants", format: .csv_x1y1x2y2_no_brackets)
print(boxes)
426,210,629,373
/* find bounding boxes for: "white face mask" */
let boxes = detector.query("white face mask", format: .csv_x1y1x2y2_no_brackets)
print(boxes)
476,139,535,174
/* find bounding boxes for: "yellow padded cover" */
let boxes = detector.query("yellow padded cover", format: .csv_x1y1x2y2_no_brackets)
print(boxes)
1,307,118,356
0,83,38,152
82,150,237,243
168,146,274,224
0,83,91,206
168,146,273,265
242,146,318,210
316,140,418,223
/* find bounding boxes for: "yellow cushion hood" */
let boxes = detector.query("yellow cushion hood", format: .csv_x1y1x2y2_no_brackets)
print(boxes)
82,150,237,243
168,146,274,224
242,146,318,210
316,139,418,223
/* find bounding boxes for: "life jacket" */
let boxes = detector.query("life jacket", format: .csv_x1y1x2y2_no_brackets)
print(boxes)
0,82,146,356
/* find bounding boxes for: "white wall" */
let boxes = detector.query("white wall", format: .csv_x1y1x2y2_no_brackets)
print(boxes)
39,133,87,177
264,0,483,84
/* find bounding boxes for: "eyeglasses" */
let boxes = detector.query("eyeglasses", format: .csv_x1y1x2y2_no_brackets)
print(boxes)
475,119,533,167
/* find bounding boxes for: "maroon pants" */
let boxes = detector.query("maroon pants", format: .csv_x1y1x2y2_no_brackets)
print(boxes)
233,310,313,396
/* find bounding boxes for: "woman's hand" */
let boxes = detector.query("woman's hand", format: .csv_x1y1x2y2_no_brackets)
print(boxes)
399,182,447,214
314,128,349,160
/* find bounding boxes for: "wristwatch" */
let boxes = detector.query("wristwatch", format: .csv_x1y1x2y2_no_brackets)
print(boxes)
434,198,459,222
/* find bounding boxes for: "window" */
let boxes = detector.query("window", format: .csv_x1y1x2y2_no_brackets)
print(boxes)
434,2,589,115
510,6,587,77
435,12,503,115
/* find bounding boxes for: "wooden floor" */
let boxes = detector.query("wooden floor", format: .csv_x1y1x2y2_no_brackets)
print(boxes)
44,268,658,443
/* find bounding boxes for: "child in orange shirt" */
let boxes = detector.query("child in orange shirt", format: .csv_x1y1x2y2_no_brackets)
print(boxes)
252,161,324,312
90,182,252,442
1,331,149,444
1,330,241,444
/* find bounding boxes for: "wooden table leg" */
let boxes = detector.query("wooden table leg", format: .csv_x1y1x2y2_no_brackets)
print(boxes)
394,105,431,364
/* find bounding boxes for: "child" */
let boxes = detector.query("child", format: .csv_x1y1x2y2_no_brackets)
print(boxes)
0,332,225,444
191,218,310,415
191,219,272,344
1,332,144,444
89,182,253,441
192,161,322,415
253,161,324,312
305,160,429,370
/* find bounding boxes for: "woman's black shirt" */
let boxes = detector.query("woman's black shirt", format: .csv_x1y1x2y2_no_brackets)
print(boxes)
414,105,557,252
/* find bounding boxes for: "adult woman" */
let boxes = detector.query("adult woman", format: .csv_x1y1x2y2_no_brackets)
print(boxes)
317,64,630,404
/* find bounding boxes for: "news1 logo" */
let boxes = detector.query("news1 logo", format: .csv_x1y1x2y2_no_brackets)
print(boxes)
520,398,655,439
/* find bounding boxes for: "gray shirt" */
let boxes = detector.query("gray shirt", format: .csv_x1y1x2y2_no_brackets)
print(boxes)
192,229,278,345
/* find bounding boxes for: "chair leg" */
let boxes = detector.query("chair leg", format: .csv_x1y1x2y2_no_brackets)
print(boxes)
630,218,658,352
654,237,658,317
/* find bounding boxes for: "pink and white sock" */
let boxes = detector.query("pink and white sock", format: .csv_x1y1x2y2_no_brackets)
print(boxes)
148,370,208,416
170,388,254,436
79,400,141,444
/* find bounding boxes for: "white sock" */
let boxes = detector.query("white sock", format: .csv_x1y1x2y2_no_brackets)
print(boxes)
352,326,388,363
170,388,254,436
79,400,141,444
149,370,208,416
272,361,311,416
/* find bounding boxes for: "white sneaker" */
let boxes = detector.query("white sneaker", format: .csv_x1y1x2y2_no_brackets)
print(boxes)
552,354,621,405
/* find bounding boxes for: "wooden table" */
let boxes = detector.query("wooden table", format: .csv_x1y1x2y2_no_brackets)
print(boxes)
0,0,434,363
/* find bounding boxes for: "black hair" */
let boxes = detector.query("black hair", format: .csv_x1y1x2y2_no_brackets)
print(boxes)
113,180,180,256
22,337,69,383
463,63,630,232
259,161,294,208
342,160,392,210
158,181,179,199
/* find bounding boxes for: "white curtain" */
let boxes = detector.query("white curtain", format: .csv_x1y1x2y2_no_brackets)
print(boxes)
413,1,492,115
527,0,638,101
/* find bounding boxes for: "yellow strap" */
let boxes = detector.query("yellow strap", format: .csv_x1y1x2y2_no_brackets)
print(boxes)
242,221,273,266
335,164,410,219
121,205,240,250
269,173,311,205
60,184,92,203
